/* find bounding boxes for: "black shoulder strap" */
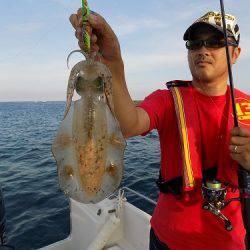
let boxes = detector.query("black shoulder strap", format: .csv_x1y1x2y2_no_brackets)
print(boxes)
166,80,190,89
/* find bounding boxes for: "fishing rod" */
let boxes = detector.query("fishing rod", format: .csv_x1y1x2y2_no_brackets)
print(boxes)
219,0,250,248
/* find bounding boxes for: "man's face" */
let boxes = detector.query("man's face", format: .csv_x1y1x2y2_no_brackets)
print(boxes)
187,26,240,83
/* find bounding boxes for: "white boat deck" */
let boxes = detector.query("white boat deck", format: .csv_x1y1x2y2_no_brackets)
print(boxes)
40,189,154,250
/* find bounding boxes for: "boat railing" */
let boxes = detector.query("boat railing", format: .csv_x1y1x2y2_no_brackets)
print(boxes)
120,186,157,206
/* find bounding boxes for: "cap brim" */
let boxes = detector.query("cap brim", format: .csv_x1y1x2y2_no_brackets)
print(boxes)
183,22,226,41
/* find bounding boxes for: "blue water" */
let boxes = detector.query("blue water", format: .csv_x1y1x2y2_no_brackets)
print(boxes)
0,102,160,249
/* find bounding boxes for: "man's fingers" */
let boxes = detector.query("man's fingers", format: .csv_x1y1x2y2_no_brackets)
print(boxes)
75,29,83,41
89,12,110,34
78,16,83,26
78,40,84,51
71,10,113,40
69,14,78,29
90,43,100,53
231,127,250,137
69,8,83,30
77,8,82,17
230,151,250,168
229,144,244,154
71,9,121,61
91,34,97,43
230,136,250,146
230,152,242,162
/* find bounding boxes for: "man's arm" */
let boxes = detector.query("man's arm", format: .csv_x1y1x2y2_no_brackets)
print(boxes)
69,9,150,138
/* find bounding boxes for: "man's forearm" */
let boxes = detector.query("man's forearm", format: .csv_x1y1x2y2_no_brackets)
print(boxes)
110,62,139,138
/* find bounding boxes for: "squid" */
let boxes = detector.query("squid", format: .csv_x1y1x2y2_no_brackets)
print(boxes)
52,51,126,203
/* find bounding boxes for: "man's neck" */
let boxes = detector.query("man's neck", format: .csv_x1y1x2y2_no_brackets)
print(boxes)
192,78,228,96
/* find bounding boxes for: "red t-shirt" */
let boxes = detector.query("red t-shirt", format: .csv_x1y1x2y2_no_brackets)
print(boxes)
139,86,245,250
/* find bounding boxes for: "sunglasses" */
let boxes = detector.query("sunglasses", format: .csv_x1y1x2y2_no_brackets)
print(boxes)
186,38,238,50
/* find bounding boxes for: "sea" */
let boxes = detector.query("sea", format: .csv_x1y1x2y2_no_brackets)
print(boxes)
0,102,160,250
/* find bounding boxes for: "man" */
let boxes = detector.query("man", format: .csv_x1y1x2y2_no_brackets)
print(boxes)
70,9,250,250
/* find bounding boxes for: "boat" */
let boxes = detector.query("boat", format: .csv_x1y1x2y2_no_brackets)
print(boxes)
39,187,155,250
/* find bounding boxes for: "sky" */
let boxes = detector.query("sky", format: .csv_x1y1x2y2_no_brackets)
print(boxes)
0,0,249,101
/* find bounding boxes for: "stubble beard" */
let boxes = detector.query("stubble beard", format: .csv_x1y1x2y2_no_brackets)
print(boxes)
190,65,215,84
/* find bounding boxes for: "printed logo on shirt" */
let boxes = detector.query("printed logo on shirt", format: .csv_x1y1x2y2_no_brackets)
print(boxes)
235,97,250,126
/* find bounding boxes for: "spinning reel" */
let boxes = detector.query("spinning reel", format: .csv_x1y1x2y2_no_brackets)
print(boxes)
202,179,240,231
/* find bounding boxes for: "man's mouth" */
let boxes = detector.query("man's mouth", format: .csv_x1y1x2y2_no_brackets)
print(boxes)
195,60,212,65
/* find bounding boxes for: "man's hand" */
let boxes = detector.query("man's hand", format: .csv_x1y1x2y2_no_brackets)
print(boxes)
229,127,250,171
69,8,123,71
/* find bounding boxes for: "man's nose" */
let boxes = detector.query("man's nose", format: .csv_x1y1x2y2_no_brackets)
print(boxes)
197,45,210,56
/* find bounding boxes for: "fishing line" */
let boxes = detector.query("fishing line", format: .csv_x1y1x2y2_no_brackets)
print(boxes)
219,0,250,247
219,0,239,126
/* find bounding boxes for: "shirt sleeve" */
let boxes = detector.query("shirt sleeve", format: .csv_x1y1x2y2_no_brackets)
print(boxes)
138,89,169,135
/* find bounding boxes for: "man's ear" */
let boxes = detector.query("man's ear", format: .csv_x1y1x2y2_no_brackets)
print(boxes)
232,46,241,64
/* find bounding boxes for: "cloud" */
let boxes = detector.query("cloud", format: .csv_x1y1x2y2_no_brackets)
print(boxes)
51,0,79,8
238,31,250,58
6,22,44,34
1,0,249,101
112,16,166,37
0,59,68,101
123,51,186,74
